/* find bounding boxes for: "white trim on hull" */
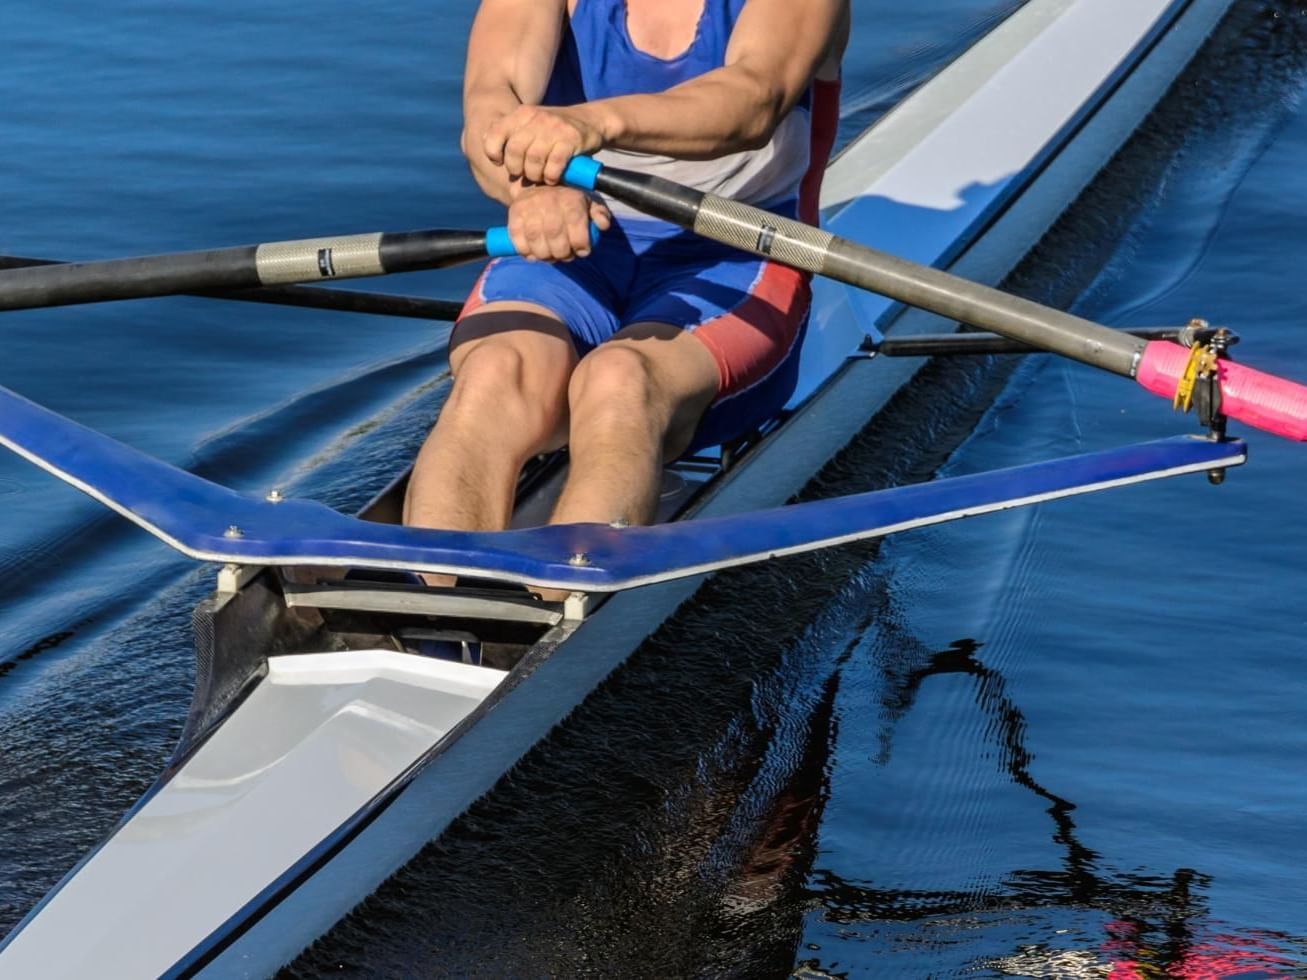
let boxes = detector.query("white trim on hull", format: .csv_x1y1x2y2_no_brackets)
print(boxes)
0,0,1240,976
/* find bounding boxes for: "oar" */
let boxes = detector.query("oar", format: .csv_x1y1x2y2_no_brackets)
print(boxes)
562,156,1307,442
0,226,539,312
0,254,463,321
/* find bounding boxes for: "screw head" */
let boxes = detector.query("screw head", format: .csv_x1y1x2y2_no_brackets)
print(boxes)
224,525,244,539
266,489,284,503
568,552,591,567
609,519,630,529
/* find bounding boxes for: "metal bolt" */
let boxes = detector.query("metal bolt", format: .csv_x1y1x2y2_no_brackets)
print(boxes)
266,489,284,503
609,519,630,529
224,525,244,539
568,552,591,567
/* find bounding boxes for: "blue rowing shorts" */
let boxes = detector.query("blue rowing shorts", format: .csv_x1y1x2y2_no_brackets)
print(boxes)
457,217,810,452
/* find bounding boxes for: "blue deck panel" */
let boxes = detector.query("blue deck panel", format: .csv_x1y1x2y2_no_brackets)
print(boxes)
0,383,1245,591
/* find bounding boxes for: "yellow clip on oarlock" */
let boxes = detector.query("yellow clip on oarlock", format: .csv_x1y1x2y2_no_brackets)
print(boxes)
1173,341,1220,413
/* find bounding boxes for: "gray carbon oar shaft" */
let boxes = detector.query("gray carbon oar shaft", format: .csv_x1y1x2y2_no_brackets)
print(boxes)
0,229,496,313
578,164,1145,378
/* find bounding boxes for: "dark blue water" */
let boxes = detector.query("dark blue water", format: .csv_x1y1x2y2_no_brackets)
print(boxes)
2,1,1305,976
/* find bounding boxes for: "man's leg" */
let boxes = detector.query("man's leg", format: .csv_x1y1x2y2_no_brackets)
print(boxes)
551,322,719,527
404,302,578,532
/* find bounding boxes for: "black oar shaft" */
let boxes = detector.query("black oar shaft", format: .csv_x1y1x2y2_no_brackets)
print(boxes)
0,254,462,321
212,286,463,322
590,167,1145,378
873,327,1183,358
0,230,489,312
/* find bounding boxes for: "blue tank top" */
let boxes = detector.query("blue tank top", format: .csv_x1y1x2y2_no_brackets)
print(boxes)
543,0,819,224
545,0,748,104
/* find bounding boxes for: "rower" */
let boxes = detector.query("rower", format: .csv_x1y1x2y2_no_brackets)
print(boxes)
403,0,850,545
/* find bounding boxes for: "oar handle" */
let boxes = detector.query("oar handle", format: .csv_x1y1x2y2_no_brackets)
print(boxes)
562,157,603,192
484,222,603,259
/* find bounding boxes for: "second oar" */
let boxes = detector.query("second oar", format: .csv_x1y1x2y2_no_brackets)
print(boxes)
0,227,525,312
562,156,1307,443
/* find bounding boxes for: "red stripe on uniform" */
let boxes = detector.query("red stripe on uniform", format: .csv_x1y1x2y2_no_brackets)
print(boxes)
698,77,834,402
800,78,842,226
455,260,497,323
692,261,811,400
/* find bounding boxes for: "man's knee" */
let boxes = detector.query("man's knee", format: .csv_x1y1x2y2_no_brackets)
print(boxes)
568,344,659,418
442,340,570,447
450,341,529,406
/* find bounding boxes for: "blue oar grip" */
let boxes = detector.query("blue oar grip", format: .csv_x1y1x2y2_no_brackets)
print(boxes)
562,156,602,192
484,222,602,258
485,226,515,258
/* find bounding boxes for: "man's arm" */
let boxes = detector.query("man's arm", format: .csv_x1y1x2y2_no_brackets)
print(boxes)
485,0,848,186
463,0,611,260
462,0,568,204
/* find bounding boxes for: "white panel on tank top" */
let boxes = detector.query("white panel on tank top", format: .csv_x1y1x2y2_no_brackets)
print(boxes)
595,106,812,220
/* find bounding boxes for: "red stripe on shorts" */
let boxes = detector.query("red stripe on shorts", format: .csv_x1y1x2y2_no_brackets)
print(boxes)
456,261,496,322
692,76,835,401
692,261,811,400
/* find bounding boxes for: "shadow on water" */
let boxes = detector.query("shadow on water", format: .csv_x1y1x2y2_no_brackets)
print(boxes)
805,625,1303,974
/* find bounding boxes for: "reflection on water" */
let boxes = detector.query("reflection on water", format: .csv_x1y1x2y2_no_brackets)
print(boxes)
795,3,1307,976
804,630,1304,977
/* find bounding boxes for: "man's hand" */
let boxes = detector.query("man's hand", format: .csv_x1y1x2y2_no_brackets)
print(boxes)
507,185,612,262
484,104,609,185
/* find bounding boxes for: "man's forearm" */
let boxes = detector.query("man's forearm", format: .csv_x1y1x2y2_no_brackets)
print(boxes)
461,0,567,205
476,63,798,189
581,67,788,160
580,0,844,160
463,88,523,205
